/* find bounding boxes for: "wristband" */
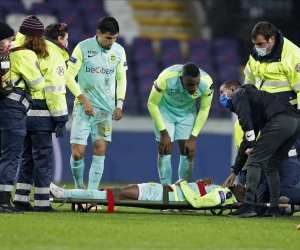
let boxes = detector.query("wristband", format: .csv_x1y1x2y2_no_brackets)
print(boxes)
117,100,123,110
245,130,255,141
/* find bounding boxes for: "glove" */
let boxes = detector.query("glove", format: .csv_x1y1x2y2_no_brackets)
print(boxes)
54,126,64,138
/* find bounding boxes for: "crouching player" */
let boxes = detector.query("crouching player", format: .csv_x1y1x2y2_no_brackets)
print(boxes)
50,178,245,208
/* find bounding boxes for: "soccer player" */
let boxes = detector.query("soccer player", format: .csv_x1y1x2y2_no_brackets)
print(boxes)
50,178,243,208
65,16,127,190
147,63,213,184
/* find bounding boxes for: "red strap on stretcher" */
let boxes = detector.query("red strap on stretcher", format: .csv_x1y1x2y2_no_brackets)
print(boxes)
103,188,114,213
196,182,207,196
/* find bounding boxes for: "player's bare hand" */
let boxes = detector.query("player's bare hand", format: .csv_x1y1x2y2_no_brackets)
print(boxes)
78,94,94,116
245,147,254,155
184,137,196,160
222,173,236,188
158,130,172,155
83,100,95,116
112,108,122,120
196,178,214,185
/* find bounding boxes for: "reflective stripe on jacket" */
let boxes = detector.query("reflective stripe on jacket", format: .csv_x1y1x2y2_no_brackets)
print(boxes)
244,30,300,109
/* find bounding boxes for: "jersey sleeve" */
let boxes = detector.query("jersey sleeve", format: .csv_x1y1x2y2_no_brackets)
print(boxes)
147,73,167,131
65,44,83,97
116,52,128,100
180,181,228,208
191,82,213,136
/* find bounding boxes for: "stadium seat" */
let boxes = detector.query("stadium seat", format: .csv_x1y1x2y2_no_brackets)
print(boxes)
218,66,242,84
77,0,105,13
135,61,159,81
160,38,181,53
133,47,156,63
187,38,210,51
133,37,153,48
161,51,185,69
214,38,239,52
137,76,155,95
2,0,27,16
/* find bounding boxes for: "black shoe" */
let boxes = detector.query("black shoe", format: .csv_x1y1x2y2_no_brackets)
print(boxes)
0,192,24,214
259,208,282,218
228,203,257,218
14,203,34,212
34,205,60,213
0,204,24,214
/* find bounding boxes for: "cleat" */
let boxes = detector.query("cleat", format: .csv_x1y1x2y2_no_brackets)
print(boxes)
49,182,65,198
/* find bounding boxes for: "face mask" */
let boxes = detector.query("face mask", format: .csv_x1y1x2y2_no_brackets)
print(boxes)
0,40,10,49
65,40,68,48
219,90,232,108
3,40,10,47
256,40,271,57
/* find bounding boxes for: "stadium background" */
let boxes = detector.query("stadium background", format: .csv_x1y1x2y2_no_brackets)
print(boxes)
2,0,299,184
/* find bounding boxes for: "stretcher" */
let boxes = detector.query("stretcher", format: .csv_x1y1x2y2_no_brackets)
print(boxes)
50,186,290,215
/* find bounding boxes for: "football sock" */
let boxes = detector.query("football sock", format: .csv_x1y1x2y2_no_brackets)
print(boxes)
70,156,85,189
64,189,107,199
178,155,194,181
88,155,105,190
157,154,172,184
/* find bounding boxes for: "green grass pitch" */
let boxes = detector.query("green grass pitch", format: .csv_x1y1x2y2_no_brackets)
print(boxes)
1,183,300,250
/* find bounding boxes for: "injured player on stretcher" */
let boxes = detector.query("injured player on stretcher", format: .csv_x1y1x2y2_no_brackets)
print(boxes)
50,178,245,208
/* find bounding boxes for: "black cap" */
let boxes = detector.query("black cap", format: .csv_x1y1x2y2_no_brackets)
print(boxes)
0,20,15,40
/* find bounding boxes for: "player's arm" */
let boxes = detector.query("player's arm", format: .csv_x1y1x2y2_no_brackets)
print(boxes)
244,56,256,85
65,45,94,116
179,181,225,208
113,52,128,120
147,76,167,131
191,81,213,137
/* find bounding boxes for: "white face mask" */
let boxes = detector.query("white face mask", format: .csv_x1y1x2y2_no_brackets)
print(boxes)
65,40,68,48
256,40,271,57
0,40,10,49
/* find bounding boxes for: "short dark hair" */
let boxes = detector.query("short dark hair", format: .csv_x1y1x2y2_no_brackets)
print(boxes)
222,79,242,89
44,23,68,40
97,16,119,34
182,62,200,78
251,21,277,41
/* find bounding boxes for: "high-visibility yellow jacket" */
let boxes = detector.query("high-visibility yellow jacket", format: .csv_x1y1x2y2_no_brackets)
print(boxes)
1,32,45,113
26,37,69,131
10,32,45,94
244,30,300,109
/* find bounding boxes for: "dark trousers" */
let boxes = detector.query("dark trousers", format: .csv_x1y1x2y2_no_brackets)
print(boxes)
0,112,26,191
14,131,53,211
245,114,300,206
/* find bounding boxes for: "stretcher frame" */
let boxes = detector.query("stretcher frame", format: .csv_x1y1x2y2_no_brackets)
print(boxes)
50,186,290,215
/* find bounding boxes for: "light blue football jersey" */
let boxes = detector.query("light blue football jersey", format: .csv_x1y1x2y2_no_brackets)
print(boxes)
68,36,127,114
155,64,212,117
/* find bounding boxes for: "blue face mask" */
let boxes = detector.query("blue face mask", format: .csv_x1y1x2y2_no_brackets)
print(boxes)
219,91,232,108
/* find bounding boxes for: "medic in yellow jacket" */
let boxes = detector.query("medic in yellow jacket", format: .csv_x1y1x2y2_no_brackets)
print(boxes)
25,35,69,131
244,28,300,111
7,32,46,113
